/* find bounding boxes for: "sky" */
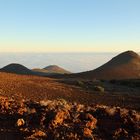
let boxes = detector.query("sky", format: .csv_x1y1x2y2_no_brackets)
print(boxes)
0,0,140,52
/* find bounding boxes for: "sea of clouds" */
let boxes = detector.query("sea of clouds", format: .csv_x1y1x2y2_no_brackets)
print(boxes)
0,53,118,73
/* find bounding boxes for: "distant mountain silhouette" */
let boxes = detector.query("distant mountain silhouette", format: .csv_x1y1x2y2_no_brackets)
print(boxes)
61,51,140,80
44,65,71,74
0,64,71,76
0,63,34,75
1,51,140,79
33,65,71,74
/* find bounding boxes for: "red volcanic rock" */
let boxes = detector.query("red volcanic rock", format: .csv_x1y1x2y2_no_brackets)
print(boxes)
84,113,97,130
83,128,93,138
52,111,69,127
17,119,25,127
27,130,47,139
113,128,128,139
18,107,27,115
0,97,139,140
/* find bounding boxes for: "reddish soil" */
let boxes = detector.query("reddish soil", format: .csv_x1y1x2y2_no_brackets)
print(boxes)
0,72,139,111
0,72,139,139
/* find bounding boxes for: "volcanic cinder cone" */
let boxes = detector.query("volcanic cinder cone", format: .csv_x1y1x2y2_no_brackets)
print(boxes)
67,51,140,80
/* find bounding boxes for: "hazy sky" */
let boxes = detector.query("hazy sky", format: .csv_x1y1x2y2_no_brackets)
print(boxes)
0,0,140,52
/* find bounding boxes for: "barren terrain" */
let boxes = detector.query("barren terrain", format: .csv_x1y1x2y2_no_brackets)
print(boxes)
0,97,139,140
0,72,139,140
0,72,139,110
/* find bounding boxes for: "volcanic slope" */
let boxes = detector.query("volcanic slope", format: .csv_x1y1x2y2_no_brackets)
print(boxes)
44,65,71,74
0,63,35,75
33,65,71,75
62,51,140,80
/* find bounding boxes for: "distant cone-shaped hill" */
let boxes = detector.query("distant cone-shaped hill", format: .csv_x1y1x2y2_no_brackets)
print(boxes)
1,51,140,79
1,64,71,76
0,63,34,75
33,65,71,75
64,51,140,80
43,65,71,74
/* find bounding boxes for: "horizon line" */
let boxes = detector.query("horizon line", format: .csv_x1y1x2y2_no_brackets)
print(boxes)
0,50,139,54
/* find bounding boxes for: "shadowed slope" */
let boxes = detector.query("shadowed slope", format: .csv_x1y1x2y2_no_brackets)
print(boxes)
44,65,71,74
0,63,34,75
33,65,71,75
60,51,140,80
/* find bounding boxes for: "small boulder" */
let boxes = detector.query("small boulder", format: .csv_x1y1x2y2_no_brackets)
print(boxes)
17,118,25,127
52,111,69,127
83,128,93,138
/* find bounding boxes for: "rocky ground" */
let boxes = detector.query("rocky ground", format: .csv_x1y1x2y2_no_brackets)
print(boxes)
0,97,139,140
0,72,139,139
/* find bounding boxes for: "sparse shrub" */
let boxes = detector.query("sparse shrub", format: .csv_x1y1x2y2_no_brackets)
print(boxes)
57,98,67,105
93,86,105,93
77,80,84,87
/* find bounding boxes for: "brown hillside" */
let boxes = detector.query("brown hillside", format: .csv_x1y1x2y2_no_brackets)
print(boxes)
63,51,140,80
0,63,35,75
44,65,71,74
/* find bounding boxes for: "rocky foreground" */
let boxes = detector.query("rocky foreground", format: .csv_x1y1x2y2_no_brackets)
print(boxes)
0,97,139,140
